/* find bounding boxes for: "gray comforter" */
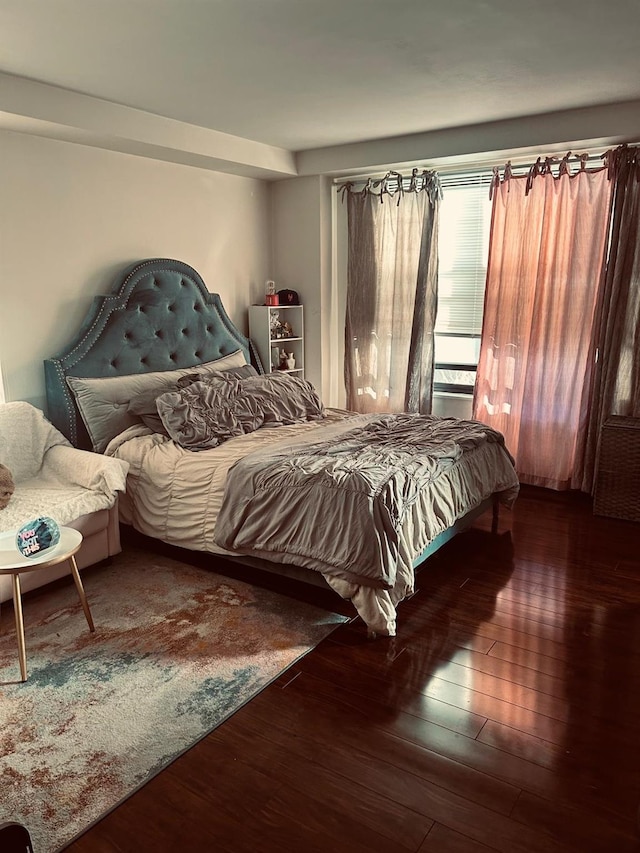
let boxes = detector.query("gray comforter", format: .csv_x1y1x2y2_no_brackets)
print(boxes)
215,413,519,590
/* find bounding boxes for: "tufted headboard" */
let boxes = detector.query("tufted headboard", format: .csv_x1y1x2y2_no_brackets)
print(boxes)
44,258,263,448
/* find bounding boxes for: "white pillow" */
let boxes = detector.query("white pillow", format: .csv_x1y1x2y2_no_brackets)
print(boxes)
66,350,247,452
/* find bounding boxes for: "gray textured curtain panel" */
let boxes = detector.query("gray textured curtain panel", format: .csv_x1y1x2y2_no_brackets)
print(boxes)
579,145,640,491
341,171,441,414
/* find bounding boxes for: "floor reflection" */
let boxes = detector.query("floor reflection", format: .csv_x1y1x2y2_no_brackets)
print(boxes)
362,529,516,709
559,511,640,813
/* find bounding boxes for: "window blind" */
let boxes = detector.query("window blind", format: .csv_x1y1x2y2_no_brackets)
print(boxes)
436,170,493,337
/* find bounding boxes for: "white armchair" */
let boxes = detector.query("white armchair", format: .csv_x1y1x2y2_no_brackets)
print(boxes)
0,401,129,602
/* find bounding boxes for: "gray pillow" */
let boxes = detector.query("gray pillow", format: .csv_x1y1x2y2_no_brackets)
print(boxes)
66,350,248,452
128,364,259,436
157,375,265,451
155,372,324,451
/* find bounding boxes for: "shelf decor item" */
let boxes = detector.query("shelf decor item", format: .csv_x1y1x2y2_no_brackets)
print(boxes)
278,350,295,370
277,288,299,306
16,515,61,558
265,280,279,306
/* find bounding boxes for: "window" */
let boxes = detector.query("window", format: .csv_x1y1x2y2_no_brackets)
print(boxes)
435,170,493,395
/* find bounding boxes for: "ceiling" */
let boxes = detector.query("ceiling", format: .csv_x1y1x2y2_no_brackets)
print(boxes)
1,0,639,175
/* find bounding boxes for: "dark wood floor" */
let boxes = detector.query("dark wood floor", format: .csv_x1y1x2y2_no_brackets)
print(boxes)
66,486,640,853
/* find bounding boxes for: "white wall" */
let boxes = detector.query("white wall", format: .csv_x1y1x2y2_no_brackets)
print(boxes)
271,175,337,404
0,131,270,412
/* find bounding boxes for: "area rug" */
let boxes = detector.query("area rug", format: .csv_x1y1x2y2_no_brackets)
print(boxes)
0,546,348,852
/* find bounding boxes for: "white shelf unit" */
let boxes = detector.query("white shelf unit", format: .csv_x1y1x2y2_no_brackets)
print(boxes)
249,304,304,378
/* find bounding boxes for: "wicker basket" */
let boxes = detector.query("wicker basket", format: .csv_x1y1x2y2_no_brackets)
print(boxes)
593,415,640,522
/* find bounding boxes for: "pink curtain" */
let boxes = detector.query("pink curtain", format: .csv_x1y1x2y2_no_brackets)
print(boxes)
473,162,612,490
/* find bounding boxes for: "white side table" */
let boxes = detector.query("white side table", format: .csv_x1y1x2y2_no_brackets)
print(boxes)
0,527,95,681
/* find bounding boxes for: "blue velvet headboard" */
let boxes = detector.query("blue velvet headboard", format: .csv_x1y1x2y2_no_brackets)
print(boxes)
44,258,263,448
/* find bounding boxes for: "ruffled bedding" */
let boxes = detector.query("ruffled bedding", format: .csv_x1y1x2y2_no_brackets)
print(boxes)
106,409,519,637
155,371,325,450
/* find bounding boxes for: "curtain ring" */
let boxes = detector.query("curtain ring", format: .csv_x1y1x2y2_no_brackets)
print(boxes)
559,152,572,176
525,158,540,195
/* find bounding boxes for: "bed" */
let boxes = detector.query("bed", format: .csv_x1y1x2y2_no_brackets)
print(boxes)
44,258,520,636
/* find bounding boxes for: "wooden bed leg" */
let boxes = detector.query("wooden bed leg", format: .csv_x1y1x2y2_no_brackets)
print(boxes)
491,495,500,535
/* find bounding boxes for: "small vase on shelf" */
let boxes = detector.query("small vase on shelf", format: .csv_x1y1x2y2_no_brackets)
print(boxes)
279,350,295,371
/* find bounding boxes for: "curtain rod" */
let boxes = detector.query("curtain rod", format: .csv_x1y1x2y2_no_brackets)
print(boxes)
336,168,442,201
333,147,611,189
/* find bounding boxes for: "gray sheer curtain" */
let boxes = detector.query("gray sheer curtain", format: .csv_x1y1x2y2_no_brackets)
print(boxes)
579,145,640,491
341,171,441,414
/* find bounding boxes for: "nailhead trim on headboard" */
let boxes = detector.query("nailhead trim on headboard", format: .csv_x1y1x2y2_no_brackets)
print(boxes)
44,259,263,448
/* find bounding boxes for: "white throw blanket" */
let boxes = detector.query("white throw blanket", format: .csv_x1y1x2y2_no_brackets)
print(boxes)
0,401,129,532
